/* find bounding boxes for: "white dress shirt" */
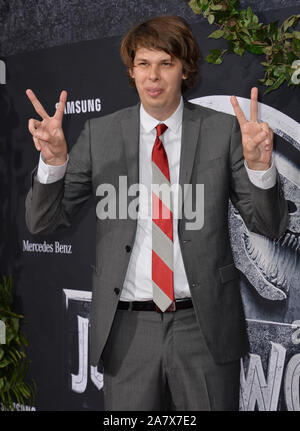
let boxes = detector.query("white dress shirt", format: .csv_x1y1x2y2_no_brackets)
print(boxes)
36,97,277,300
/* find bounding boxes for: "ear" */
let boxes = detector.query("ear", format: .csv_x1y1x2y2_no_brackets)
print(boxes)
129,67,134,79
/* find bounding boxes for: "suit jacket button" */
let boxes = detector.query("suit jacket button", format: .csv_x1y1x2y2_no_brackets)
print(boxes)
114,287,120,295
125,245,131,253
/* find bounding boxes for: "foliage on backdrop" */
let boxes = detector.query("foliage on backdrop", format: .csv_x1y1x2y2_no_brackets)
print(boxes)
189,0,300,93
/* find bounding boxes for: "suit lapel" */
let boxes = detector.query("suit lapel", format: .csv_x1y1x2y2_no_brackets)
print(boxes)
179,101,203,203
121,103,140,187
121,100,203,202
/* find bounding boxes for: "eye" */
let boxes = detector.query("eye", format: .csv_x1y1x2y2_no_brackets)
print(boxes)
287,200,297,214
162,62,171,66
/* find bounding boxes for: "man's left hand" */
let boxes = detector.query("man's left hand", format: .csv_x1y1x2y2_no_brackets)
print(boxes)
230,87,273,170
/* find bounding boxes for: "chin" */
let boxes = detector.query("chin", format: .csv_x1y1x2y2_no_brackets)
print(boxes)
143,101,166,111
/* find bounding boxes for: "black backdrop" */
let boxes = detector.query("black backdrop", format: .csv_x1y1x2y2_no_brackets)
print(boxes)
0,1,300,411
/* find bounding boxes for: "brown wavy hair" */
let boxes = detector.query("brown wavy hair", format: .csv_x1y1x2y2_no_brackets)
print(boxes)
120,15,200,92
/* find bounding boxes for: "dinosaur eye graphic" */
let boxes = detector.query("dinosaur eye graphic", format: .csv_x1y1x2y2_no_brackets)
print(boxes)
287,200,297,214
190,95,300,316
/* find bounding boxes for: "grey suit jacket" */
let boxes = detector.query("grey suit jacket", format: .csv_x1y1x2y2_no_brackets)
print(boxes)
25,100,289,366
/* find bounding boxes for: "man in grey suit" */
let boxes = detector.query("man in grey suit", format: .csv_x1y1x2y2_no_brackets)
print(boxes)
25,15,288,410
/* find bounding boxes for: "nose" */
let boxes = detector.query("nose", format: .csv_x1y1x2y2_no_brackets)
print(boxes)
148,64,160,81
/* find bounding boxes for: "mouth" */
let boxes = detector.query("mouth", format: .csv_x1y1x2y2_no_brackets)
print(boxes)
145,88,163,97
242,228,299,300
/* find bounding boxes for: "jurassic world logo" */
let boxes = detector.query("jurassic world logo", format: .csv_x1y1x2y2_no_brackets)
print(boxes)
63,290,300,411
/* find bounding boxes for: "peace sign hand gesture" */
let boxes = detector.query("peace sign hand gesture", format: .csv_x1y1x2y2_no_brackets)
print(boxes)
26,89,68,166
230,87,273,171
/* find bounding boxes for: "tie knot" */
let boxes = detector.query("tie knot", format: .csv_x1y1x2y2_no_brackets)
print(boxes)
156,123,168,137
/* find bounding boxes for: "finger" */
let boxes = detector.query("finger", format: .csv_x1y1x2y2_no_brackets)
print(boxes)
250,87,258,123
260,122,269,133
264,141,273,151
261,123,273,150
33,128,50,142
29,119,50,141
252,130,268,144
54,90,67,122
26,89,50,120
28,118,41,136
230,95,247,127
33,136,41,151
266,130,273,151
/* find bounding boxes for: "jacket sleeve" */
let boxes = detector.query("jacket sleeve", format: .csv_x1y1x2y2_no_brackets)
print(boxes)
229,116,289,239
25,119,92,235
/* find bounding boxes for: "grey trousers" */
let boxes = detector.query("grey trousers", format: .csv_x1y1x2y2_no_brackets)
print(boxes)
101,305,240,411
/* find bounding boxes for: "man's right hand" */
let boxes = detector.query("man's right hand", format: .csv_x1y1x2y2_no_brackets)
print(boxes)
26,89,68,166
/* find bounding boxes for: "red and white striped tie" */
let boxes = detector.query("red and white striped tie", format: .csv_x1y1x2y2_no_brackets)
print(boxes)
151,123,175,312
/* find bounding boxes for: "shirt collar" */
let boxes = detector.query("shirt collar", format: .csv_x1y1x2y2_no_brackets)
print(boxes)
140,96,183,134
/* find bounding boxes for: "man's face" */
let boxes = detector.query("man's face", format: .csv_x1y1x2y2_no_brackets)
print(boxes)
130,47,186,120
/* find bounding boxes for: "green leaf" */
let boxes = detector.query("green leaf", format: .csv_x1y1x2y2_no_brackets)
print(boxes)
0,358,10,368
241,27,250,36
267,21,280,41
247,6,254,21
12,387,21,405
8,349,18,366
254,28,268,42
208,29,225,39
206,49,223,64
262,46,273,56
233,45,244,56
231,32,239,41
283,16,296,32
264,75,285,94
210,4,223,10
292,38,300,53
266,78,275,86
189,0,203,14
208,14,215,24
293,31,300,40
10,317,19,334
0,274,36,409
287,51,297,63
247,44,264,55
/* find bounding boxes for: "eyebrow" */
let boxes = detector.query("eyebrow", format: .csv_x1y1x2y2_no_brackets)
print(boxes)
134,57,172,62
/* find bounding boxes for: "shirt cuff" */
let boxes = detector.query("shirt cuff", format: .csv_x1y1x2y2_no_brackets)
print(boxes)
36,153,69,184
244,154,277,190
